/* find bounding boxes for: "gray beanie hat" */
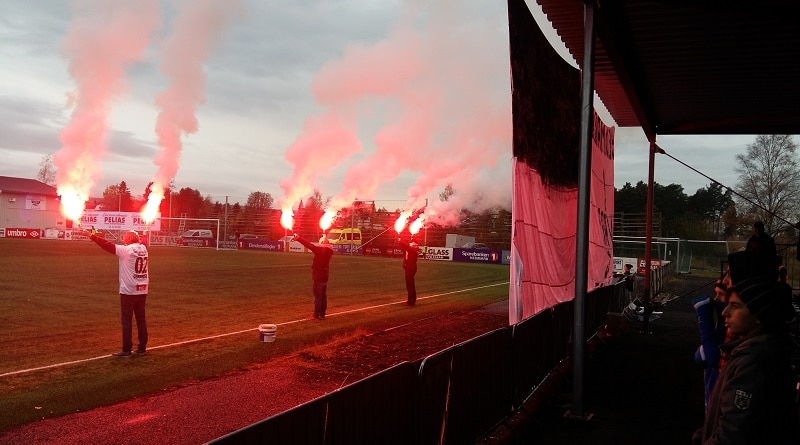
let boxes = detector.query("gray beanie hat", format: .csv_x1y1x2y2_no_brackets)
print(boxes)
734,277,794,328
727,250,776,284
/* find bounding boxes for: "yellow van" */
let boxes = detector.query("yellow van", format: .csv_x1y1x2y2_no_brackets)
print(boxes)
326,228,362,245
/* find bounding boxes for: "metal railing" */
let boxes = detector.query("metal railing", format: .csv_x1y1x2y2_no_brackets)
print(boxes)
210,285,615,445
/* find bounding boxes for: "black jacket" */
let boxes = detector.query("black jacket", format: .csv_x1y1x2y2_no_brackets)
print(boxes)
295,235,333,282
398,241,419,271
696,330,799,444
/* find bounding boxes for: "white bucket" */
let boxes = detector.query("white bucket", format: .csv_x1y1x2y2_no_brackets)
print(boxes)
258,324,277,343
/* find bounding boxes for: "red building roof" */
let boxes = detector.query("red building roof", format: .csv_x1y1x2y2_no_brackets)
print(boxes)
0,176,57,196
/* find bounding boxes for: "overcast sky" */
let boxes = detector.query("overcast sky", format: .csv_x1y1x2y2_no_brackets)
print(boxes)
0,0,772,211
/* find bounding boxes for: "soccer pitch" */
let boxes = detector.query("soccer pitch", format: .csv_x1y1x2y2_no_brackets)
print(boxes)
0,238,509,430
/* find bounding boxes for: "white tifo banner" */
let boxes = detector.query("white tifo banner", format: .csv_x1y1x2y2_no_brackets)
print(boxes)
77,210,162,232
509,113,615,323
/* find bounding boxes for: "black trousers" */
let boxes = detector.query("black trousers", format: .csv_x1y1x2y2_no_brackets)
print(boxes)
120,293,148,352
404,268,417,305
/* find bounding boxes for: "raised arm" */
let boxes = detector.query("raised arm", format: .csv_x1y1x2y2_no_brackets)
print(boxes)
78,229,116,254
293,234,316,252
396,239,416,254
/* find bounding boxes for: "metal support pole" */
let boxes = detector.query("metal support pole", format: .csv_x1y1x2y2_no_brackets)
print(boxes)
424,198,429,247
224,196,229,245
351,200,356,255
568,0,596,422
642,140,657,333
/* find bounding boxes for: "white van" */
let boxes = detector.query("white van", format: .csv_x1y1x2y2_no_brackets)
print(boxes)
326,228,362,245
178,229,216,247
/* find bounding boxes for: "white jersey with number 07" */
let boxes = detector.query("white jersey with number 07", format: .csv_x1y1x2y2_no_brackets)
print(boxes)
115,243,149,295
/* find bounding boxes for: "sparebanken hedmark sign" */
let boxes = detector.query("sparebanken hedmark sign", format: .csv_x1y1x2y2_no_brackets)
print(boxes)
454,249,502,264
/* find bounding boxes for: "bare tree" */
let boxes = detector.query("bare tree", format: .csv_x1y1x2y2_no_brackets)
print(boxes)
304,189,327,212
36,154,56,186
734,134,800,237
439,183,454,202
241,191,274,234
245,191,274,210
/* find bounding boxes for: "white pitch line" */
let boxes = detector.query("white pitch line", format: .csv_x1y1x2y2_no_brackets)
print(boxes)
0,281,509,378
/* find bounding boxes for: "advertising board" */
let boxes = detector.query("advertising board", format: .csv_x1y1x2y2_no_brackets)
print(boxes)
453,248,502,264
238,239,282,252
78,210,162,232
2,228,42,239
423,246,453,261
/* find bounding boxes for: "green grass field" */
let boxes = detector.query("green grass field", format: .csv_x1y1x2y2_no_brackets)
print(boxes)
0,238,509,430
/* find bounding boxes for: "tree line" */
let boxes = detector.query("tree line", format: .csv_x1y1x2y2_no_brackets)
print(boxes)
37,135,799,245
617,135,800,242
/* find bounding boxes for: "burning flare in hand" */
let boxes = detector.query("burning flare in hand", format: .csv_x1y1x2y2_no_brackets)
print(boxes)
319,210,336,232
409,214,425,235
59,186,88,223
280,209,294,231
141,185,164,224
394,210,411,234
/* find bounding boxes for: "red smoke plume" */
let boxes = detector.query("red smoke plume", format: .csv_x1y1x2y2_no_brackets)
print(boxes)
144,0,244,222
54,0,160,221
280,1,511,224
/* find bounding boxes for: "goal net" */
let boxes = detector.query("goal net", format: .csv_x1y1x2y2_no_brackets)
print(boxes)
614,236,748,276
147,217,222,248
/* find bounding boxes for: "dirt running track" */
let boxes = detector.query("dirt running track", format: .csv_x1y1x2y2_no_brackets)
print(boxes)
0,305,509,445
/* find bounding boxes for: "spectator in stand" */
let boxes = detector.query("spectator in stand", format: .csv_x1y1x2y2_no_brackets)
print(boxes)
692,251,800,444
745,221,776,255
777,255,788,284
691,277,728,411
396,238,420,306
693,275,799,444
745,221,777,278
623,263,636,300
796,221,800,262
293,233,334,320
80,227,149,357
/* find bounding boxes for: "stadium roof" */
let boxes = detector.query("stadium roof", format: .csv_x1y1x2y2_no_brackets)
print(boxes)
538,0,800,139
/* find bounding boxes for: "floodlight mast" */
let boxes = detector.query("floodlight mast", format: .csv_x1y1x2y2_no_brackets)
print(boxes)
351,200,357,250
351,200,364,255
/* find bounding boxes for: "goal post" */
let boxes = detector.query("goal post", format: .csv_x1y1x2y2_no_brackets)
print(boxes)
614,236,750,277
613,236,683,272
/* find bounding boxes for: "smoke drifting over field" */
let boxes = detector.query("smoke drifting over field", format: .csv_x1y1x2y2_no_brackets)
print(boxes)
52,0,242,221
148,0,244,212
280,0,512,223
50,0,509,226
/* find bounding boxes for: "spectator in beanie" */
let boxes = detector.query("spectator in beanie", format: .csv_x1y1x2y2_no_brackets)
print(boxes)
726,249,776,290
693,275,799,444
293,233,334,320
717,250,789,370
